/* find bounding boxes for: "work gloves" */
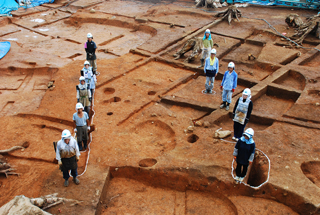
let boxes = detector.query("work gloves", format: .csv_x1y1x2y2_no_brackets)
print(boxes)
88,53,93,59
58,160,62,167
87,126,90,131
74,128,77,133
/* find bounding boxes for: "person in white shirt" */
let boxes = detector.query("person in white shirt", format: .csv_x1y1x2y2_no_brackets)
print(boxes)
56,129,80,187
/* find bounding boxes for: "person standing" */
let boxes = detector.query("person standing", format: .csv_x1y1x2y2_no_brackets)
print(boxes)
220,62,238,111
84,33,97,73
76,76,92,115
73,103,90,151
233,128,255,182
81,61,97,102
203,49,219,94
199,29,213,68
232,88,253,141
56,129,80,187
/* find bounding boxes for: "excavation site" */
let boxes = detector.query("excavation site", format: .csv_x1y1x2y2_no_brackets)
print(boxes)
0,0,320,214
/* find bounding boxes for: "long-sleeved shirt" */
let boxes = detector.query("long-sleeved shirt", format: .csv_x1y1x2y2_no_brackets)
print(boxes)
204,57,219,77
56,137,80,161
202,38,213,48
221,70,237,90
82,66,96,89
76,84,91,99
84,40,97,60
233,139,255,165
233,97,253,120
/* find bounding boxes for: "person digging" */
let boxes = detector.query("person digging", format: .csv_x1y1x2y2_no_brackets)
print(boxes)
56,129,80,187
203,48,219,94
76,76,92,115
233,128,255,183
220,62,238,111
232,88,253,141
73,103,90,151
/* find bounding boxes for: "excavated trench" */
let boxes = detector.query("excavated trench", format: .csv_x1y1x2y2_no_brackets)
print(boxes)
95,166,318,215
1,1,320,214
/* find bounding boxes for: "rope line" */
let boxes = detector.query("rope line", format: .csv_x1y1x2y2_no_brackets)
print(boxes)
70,104,95,177
220,138,271,189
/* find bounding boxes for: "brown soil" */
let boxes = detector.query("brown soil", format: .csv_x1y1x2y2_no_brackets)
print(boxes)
1,0,320,215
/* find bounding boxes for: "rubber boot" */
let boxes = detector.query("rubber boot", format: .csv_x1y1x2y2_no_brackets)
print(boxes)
220,102,226,109
73,177,80,185
198,59,204,68
226,103,230,111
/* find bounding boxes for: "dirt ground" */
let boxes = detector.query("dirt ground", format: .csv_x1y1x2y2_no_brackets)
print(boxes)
0,0,320,214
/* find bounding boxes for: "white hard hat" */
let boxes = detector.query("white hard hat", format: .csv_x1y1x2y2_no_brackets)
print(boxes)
205,29,210,33
244,128,254,137
84,61,90,66
61,129,71,139
228,62,235,68
79,76,85,81
211,49,216,54
243,88,251,96
76,103,84,110
87,33,93,38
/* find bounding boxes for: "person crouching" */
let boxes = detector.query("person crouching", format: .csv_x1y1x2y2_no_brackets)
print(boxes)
56,129,80,187
233,128,255,182
73,103,90,151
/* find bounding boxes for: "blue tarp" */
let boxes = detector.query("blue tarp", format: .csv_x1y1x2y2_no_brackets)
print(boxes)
0,0,54,16
0,0,19,16
0,42,11,60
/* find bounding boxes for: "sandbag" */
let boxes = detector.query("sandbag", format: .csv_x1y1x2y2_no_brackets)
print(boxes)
0,195,51,215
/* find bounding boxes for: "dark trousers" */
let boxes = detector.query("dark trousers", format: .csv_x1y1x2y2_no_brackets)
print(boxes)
234,121,247,139
236,162,248,177
84,106,90,115
62,169,78,180
77,125,88,150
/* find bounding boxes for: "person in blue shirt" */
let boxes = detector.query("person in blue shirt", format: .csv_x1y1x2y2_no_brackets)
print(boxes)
73,103,90,151
220,62,238,111
203,49,219,94
233,128,255,182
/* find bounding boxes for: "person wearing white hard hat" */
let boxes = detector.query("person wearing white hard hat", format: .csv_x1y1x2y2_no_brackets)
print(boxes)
233,128,255,182
203,48,219,94
81,61,97,102
18,0,31,6
73,103,90,151
199,29,213,68
76,76,92,114
232,88,253,141
220,62,238,111
84,33,97,72
56,129,80,187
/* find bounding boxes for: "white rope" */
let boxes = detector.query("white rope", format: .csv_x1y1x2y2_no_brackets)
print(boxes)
232,148,270,189
220,138,271,189
70,105,95,178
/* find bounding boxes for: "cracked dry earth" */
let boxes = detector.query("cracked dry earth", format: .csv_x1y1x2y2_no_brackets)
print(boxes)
0,0,320,214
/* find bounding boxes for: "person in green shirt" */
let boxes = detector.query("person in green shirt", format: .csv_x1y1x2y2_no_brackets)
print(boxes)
199,29,213,68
